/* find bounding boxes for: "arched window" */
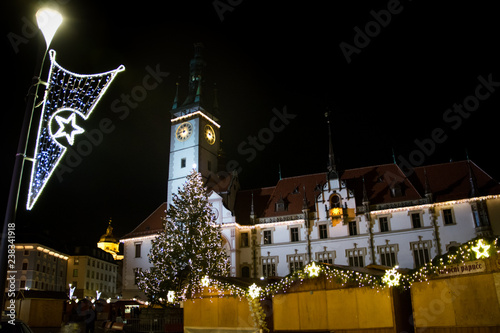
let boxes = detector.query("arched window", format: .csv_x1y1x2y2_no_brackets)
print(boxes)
330,194,341,209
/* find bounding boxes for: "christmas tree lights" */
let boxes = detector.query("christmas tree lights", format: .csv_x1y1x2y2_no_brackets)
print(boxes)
137,169,230,306
27,50,124,209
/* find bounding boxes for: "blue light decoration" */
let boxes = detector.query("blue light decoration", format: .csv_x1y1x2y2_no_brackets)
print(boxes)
27,50,125,210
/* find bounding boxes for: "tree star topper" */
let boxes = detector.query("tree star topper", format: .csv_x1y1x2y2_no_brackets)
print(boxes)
27,50,124,210
382,266,401,287
306,262,321,278
472,239,490,259
201,275,210,287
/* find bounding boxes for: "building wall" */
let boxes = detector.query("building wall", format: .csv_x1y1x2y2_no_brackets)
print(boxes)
66,254,118,299
120,235,155,298
13,244,68,292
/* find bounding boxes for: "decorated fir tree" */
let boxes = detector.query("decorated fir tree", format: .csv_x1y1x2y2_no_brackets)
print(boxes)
137,169,230,305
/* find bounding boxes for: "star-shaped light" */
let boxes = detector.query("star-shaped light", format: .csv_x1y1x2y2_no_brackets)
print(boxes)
306,262,321,278
201,275,210,287
247,283,261,299
53,113,84,146
382,266,401,287
472,239,490,259
167,290,176,303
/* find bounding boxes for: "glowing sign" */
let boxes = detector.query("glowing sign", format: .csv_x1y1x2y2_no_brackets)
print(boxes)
27,50,124,210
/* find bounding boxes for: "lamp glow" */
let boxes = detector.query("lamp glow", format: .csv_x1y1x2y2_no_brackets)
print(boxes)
36,8,63,49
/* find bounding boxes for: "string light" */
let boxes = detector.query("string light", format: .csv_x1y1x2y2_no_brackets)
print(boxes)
27,49,124,210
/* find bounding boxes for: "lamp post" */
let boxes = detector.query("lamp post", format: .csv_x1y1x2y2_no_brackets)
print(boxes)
1,7,62,311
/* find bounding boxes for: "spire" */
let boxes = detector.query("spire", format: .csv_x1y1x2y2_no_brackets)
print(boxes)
182,43,206,107
172,82,179,109
424,168,433,202
467,159,480,198
362,176,369,205
302,186,308,210
250,192,255,216
325,110,337,178
194,76,202,103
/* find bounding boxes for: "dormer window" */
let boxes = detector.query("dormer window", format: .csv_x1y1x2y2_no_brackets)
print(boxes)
275,196,286,212
390,182,403,197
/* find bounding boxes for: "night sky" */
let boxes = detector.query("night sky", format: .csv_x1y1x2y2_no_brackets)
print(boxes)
2,1,500,249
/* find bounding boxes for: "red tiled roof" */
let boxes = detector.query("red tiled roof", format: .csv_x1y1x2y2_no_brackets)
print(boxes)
410,160,500,203
121,203,166,240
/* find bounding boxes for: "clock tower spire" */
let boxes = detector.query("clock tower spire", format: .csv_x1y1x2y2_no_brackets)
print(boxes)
167,44,220,205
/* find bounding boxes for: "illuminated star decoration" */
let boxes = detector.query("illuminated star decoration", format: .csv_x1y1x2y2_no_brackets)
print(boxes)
382,266,401,287
306,262,321,278
167,290,176,303
248,283,261,299
472,239,490,259
201,275,210,287
27,50,124,210
52,112,84,145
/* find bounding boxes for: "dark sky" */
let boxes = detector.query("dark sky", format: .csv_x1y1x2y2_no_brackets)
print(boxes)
2,1,500,249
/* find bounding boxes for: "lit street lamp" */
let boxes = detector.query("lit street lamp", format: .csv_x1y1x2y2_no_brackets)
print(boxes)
1,7,62,310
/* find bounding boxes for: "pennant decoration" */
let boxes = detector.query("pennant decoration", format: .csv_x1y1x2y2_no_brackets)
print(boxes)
27,49,125,210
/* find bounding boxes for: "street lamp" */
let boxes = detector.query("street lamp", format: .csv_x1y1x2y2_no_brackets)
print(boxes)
36,8,63,49
0,7,62,311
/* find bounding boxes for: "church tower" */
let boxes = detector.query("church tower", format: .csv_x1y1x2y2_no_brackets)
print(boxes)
167,43,221,204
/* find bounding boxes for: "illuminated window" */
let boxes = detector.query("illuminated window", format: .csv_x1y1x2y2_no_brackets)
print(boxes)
261,257,277,277
263,230,272,245
378,244,398,267
287,254,305,274
411,240,431,268
346,247,366,267
316,250,335,264
73,269,78,277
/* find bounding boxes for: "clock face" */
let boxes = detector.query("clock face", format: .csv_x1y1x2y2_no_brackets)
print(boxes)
204,124,216,145
175,122,193,142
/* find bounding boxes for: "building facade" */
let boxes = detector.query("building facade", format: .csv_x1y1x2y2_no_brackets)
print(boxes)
13,243,69,292
66,246,119,299
120,44,500,298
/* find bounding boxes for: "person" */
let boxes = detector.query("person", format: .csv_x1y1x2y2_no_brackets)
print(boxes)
77,299,96,333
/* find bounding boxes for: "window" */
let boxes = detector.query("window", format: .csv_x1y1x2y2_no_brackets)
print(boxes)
20,280,26,289
379,217,389,232
443,209,454,225
287,254,305,274
241,233,249,247
411,240,432,268
290,227,299,242
378,244,398,267
319,224,328,239
133,268,140,285
261,257,277,277
316,251,335,264
181,158,186,168
74,258,79,265
411,213,422,228
24,250,29,256
22,262,28,270
135,243,142,258
263,230,272,245
208,160,212,172
73,269,78,277
348,221,357,236
346,247,366,267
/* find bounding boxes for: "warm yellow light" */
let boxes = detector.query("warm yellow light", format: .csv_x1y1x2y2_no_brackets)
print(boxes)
36,8,63,49
330,207,343,217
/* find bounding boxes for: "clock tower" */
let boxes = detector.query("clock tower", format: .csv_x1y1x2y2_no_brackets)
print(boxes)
167,43,220,204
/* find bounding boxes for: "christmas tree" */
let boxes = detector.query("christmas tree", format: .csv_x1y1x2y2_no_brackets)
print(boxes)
137,169,230,305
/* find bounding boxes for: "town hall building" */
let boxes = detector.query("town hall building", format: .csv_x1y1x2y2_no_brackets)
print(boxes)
119,44,500,299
